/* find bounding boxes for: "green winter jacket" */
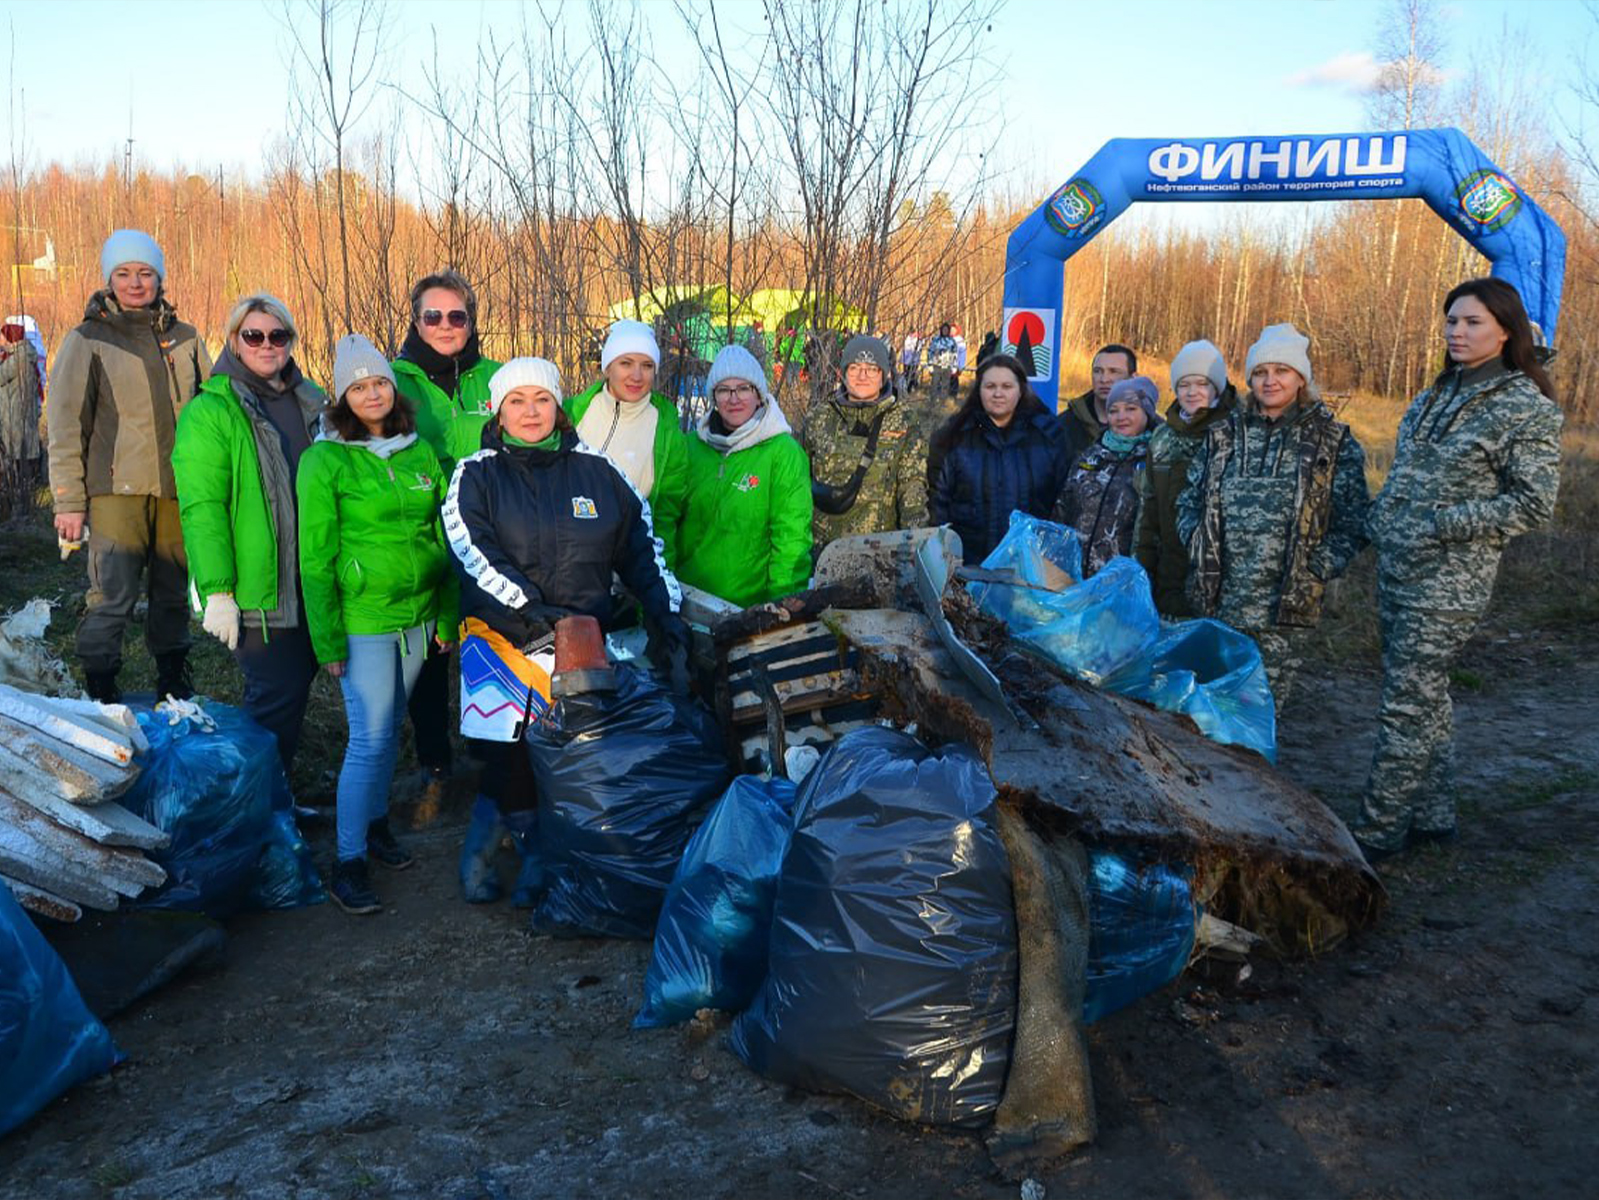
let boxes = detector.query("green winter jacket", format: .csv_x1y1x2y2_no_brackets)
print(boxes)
172,371,327,622
1369,361,1563,614
392,355,500,473
296,431,460,664
564,380,689,568
677,400,813,608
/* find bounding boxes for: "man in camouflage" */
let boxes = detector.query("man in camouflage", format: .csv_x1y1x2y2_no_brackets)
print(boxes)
798,333,929,552
1176,324,1369,712
1355,280,1564,857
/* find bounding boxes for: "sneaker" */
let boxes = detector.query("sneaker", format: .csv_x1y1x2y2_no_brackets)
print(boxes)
367,817,414,870
331,858,382,914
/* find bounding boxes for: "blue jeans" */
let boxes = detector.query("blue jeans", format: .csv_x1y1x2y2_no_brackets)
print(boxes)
335,623,432,862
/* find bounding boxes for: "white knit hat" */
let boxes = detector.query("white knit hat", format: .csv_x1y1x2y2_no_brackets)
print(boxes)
705,344,771,402
1169,339,1229,398
488,357,564,415
600,319,660,371
1245,323,1317,399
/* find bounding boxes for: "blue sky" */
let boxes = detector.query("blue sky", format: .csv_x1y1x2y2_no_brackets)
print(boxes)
3,0,1590,200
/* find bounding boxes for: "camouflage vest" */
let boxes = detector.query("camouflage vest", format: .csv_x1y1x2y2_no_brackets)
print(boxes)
1189,401,1349,627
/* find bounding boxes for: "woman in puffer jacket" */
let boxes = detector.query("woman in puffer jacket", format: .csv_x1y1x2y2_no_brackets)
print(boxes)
927,354,1067,563
446,357,690,905
1053,375,1158,576
675,344,813,607
296,335,458,916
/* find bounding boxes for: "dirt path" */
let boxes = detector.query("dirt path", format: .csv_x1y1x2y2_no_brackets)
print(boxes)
4,628,1596,1200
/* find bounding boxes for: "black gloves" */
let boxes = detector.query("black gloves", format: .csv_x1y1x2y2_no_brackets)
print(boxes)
517,598,570,649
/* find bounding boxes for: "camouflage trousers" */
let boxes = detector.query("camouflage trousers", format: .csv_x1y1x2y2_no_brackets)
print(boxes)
1355,602,1480,851
1248,627,1305,717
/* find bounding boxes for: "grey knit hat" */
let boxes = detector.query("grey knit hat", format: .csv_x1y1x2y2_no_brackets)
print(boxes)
705,344,772,402
332,334,396,401
1169,339,1229,399
840,334,892,378
1105,374,1159,423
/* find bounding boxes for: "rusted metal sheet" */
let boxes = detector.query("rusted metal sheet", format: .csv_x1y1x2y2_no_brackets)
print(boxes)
1,781,167,850
0,713,140,802
0,682,138,766
0,873,82,923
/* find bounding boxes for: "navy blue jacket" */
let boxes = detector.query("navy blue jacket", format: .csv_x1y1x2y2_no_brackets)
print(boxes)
927,403,1068,563
443,424,681,648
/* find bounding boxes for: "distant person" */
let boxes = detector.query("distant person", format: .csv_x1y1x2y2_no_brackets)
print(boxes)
393,269,499,811
0,322,42,485
676,345,813,606
1133,340,1238,616
976,330,999,365
1354,278,1563,861
297,335,457,914
1176,324,1369,712
3,312,48,398
448,357,689,904
925,323,960,399
48,230,210,703
564,319,690,569
900,330,922,392
1059,343,1136,460
172,294,327,772
1054,375,1157,576
928,354,1067,563
799,333,928,550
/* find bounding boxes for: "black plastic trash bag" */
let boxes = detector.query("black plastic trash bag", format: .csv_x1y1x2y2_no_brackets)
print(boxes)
730,727,1017,1128
122,703,322,917
1083,850,1197,1024
1,885,121,1137
634,775,798,1028
526,664,733,939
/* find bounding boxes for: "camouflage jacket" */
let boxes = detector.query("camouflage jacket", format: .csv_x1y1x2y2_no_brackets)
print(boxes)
1177,396,1369,630
1133,386,1237,616
1369,363,1563,613
1053,434,1148,577
798,390,930,549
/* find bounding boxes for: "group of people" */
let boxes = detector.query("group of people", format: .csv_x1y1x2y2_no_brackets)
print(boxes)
43,227,1564,913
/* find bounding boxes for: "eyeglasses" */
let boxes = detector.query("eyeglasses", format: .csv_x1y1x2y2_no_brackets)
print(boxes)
239,327,292,348
421,308,470,329
713,383,759,401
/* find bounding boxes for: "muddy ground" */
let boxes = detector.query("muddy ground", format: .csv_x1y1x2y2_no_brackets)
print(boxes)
2,532,1596,1198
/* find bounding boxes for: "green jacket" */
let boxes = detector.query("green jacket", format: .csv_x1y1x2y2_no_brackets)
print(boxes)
392,355,500,473
172,371,326,622
1370,362,1563,614
677,401,813,608
296,432,460,664
1133,385,1237,616
564,380,689,568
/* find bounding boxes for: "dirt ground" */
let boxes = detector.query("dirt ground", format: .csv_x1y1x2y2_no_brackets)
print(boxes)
3,547,1597,1198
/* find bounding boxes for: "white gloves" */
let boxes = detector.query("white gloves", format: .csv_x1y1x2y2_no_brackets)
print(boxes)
202,593,242,651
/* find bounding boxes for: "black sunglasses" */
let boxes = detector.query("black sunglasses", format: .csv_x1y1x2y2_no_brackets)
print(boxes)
421,308,470,329
239,327,292,348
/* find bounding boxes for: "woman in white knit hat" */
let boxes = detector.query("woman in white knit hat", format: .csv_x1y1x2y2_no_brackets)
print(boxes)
1133,339,1238,616
446,357,689,905
562,319,690,569
675,344,813,607
1175,323,1370,713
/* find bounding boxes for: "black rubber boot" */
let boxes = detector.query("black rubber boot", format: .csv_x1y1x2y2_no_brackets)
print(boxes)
84,670,122,704
155,651,195,701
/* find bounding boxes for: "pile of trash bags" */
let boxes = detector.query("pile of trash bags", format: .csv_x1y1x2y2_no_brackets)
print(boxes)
0,885,119,1137
120,701,323,917
525,664,733,939
970,513,1276,760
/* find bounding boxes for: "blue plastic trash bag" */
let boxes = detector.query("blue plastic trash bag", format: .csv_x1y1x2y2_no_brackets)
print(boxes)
1,885,121,1137
1084,850,1197,1024
1101,618,1277,762
731,728,1016,1129
123,702,321,917
971,513,1160,685
526,663,734,939
635,775,798,1028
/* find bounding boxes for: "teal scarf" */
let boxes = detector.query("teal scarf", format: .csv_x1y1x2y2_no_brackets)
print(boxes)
503,428,562,451
1101,428,1152,454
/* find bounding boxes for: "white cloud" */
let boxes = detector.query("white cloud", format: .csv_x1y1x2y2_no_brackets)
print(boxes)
1285,50,1385,92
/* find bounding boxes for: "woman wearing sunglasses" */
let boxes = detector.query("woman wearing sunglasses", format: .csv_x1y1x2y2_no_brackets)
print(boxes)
674,344,812,607
391,270,500,815
172,293,327,778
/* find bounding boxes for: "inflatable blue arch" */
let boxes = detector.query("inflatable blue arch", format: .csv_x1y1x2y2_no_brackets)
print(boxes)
1001,129,1566,408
